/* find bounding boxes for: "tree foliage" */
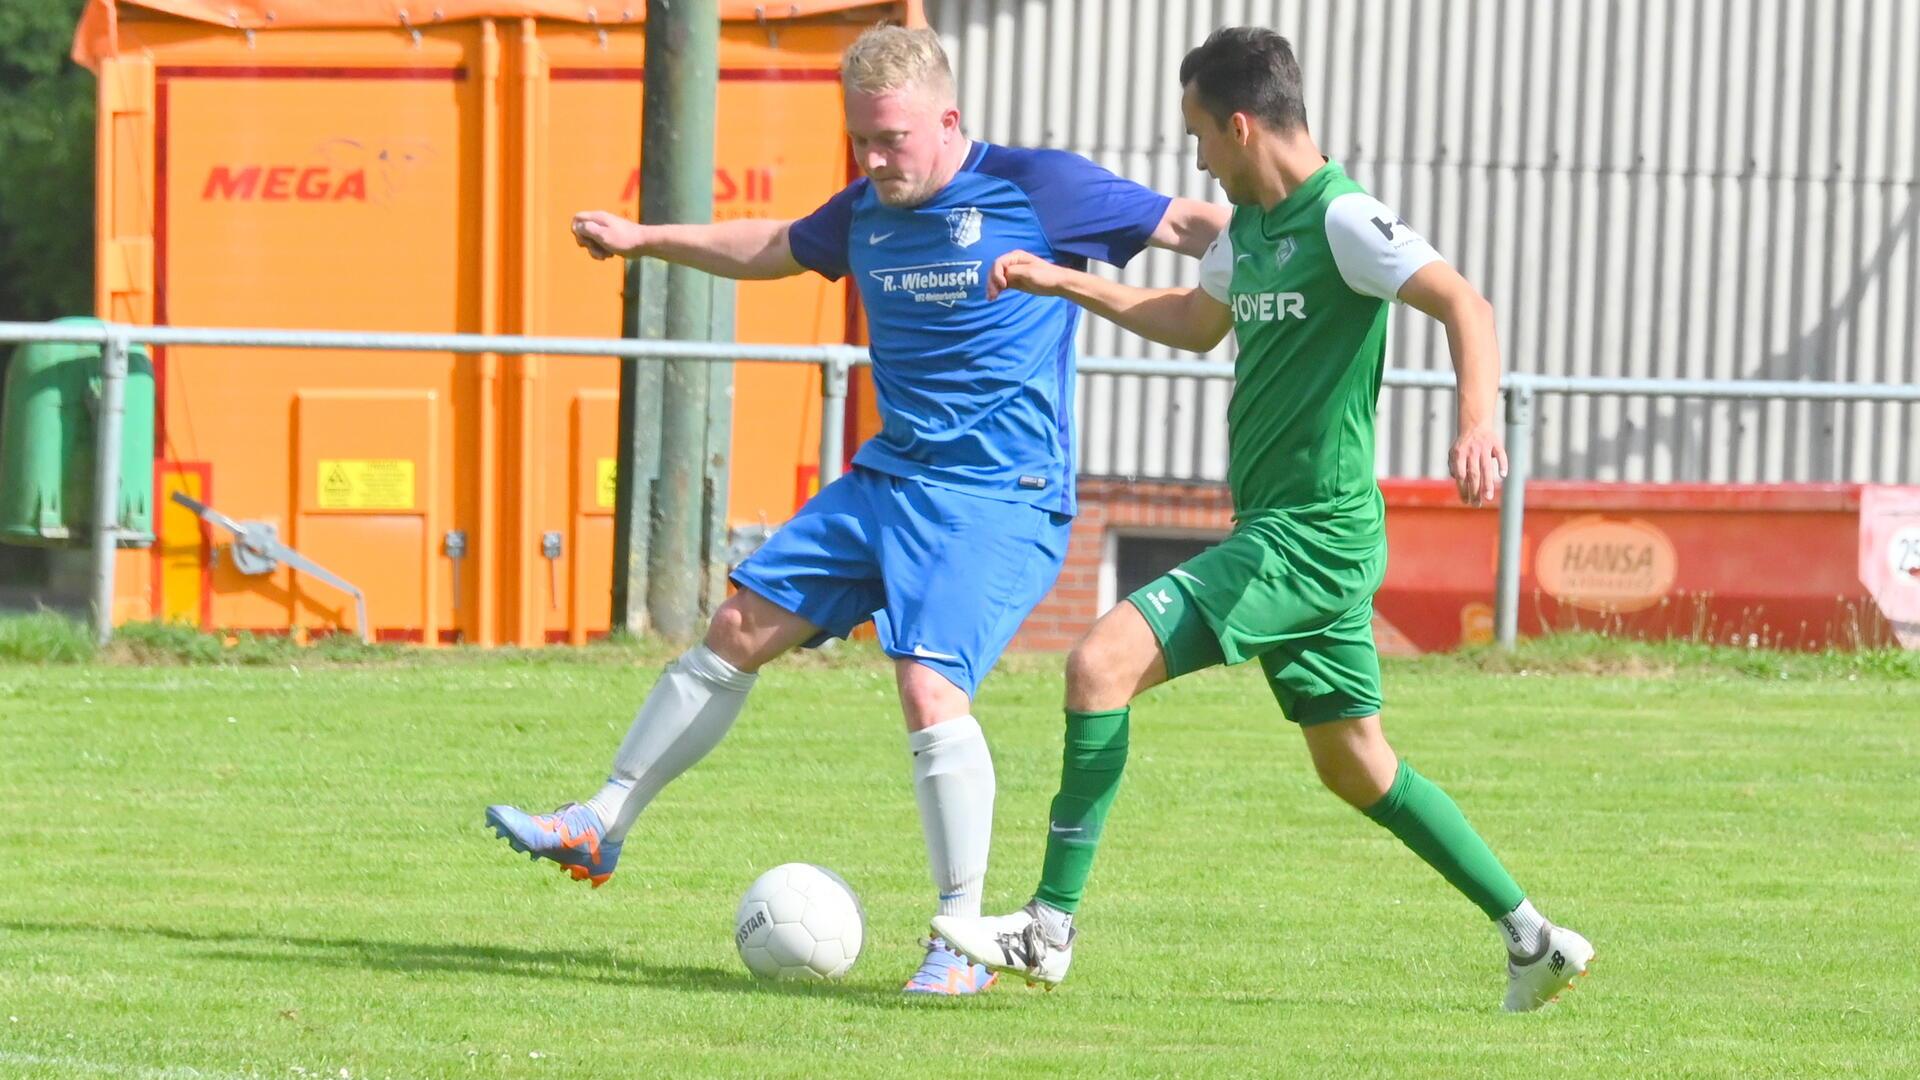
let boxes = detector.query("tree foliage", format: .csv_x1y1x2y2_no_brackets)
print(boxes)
0,0,95,321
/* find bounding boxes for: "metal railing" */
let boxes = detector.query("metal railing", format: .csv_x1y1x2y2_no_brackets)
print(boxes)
5,319,1920,649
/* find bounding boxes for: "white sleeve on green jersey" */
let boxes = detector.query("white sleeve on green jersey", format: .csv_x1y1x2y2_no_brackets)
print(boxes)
1198,233,1234,303
1323,192,1443,301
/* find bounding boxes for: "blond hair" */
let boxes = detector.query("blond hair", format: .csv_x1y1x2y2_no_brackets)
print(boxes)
840,25,956,102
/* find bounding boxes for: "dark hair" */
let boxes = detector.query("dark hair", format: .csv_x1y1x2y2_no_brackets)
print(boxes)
1178,27,1308,134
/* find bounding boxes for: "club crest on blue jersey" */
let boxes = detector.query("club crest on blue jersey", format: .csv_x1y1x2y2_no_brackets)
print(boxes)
947,206,984,248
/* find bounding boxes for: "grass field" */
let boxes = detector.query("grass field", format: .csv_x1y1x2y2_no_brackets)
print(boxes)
1,622,1916,1078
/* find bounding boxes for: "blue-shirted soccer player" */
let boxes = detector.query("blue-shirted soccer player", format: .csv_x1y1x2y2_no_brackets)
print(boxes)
484,25,1227,994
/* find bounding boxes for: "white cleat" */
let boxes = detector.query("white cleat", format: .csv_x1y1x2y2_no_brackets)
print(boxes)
931,900,1075,989
1504,923,1594,1012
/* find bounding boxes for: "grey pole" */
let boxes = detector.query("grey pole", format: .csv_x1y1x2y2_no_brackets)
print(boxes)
819,358,850,487
89,332,131,646
700,276,736,616
639,0,720,642
1494,385,1534,649
611,258,669,635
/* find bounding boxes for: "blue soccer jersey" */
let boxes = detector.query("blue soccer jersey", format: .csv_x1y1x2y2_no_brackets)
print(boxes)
787,142,1171,515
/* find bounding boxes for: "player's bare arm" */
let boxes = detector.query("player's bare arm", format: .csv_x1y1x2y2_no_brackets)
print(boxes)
1396,263,1506,508
989,249,1232,354
1148,197,1231,257
571,210,805,280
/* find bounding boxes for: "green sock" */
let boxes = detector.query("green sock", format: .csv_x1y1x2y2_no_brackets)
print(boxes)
1364,760,1525,919
1033,708,1130,914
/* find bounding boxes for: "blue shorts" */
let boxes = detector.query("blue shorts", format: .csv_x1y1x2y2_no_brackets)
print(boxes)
730,467,1072,698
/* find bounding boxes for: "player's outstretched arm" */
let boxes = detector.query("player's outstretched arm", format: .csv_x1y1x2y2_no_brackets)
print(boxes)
990,250,1232,354
571,210,805,280
1398,263,1507,507
1147,197,1232,258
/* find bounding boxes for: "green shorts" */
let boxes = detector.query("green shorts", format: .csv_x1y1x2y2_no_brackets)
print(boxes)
1126,511,1385,726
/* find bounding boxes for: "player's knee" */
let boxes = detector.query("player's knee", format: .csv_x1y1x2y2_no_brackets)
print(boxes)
1315,758,1377,808
1311,746,1394,808
899,684,960,728
701,600,759,670
1065,634,1134,711
896,662,970,729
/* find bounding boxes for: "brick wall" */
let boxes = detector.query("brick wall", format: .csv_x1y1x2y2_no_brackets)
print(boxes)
1012,477,1236,652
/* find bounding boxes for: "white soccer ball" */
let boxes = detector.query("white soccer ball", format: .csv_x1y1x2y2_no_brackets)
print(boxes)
733,862,865,981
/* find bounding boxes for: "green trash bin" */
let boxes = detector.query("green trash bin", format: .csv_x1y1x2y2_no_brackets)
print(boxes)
0,317,156,548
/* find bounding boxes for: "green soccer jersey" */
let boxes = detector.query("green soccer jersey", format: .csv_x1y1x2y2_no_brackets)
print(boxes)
1198,161,1442,524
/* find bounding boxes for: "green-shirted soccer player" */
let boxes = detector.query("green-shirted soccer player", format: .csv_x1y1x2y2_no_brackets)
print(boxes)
934,27,1592,1012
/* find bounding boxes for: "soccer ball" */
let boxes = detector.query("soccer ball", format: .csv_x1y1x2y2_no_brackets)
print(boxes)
733,863,865,981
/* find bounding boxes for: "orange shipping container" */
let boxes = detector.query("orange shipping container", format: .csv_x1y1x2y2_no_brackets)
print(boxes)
76,0,916,644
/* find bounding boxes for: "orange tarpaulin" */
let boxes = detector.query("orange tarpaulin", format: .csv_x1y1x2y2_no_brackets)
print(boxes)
73,0,920,69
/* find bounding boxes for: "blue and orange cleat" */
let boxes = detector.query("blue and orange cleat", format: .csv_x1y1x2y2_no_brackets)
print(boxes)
902,936,999,996
485,802,621,887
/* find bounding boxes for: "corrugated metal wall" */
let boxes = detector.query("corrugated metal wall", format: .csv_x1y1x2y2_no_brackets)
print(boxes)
930,0,1920,484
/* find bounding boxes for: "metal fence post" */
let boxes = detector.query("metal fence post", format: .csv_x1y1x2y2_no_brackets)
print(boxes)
1494,383,1533,649
90,331,130,646
819,356,850,488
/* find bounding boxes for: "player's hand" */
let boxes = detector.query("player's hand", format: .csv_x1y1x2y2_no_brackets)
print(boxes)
989,250,1069,300
1449,420,1508,507
572,210,642,260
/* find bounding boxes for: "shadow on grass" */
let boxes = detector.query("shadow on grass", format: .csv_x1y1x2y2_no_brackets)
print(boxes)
0,918,916,1004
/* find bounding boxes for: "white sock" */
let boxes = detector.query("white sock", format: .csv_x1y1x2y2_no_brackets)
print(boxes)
584,644,757,843
1031,899,1074,947
908,714,995,919
1497,898,1549,958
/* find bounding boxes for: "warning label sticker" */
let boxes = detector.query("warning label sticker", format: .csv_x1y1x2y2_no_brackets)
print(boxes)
317,459,416,510
596,459,617,509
